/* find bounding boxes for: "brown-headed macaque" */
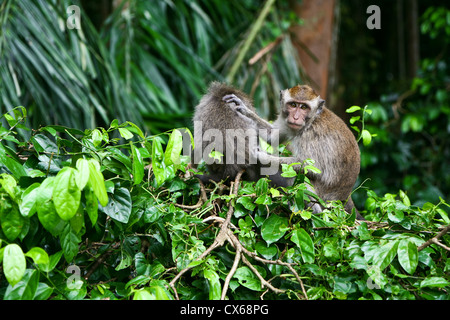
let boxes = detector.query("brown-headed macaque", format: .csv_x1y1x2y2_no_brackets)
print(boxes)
193,82,283,184
223,84,362,219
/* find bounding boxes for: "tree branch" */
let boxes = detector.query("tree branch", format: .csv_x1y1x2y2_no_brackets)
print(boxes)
167,169,308,300
418,225,450,252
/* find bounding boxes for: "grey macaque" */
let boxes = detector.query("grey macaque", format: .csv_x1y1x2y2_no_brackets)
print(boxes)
192,82,283,184
223,84,362,218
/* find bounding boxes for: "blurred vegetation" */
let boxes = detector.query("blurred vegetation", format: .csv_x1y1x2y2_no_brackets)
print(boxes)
0,0,303,134
348,3,450,209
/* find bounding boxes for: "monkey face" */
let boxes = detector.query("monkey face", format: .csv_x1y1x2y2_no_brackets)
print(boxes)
280,85,325,131
285,101,311,130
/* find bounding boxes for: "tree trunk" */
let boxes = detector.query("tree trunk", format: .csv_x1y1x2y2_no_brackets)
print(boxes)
406,0,420,78
289,0,337,102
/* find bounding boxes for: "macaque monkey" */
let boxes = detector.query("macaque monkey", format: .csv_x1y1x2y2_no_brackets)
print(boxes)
223,84,362,218
193,82,280,184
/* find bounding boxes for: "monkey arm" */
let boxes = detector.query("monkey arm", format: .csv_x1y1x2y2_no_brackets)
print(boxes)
255,149,320,180
223,94,280,143
257,151,299,169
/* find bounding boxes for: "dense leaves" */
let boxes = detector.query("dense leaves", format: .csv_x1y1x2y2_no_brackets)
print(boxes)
0,108,448,300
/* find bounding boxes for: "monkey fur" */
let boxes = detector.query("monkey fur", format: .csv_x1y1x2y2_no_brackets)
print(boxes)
224,84,362,219
192,82,264,184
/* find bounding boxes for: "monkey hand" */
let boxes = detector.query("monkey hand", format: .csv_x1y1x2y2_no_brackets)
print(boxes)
252,146,270,163
223,93,244,107
223,94,250,115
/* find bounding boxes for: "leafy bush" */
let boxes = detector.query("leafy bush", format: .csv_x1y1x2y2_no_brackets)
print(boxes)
0,107,449,300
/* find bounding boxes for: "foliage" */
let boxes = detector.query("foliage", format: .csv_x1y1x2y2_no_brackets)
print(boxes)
0,108,449,300
354,6,450,208
0,0,304,133
0,0,143,130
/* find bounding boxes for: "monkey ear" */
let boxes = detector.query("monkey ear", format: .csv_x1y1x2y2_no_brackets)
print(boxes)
317,98,325,114
319,99,325,108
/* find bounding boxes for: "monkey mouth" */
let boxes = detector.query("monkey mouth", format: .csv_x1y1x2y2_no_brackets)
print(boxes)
287,122,302,129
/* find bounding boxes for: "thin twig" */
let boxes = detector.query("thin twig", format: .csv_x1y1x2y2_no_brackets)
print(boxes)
418,225,450,252
241,255,285,295
168,169,309,300
175,179,208,210
168,170,244,299
221,243,242,300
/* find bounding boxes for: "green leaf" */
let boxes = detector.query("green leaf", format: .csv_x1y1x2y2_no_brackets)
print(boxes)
36,178,66,236
3,269,39,300
208,150,223,163
388,209,404,223
346,106,361,113
0,200,26,241
19,183,40,217
366,265,388,289
31,134,58,153
108,147,132,170
126,275,151,288
164,129,183,166
25,247,50,266
255,194,272,205
70,205,85,234
75,158,90,190
237,196,256,211
255,242,277,259
204,269,221,300
39,251,63,273
149,281,173,300
290,228,315,263
126,121,145,138
142,199,165,224
91,129,103,147
399,190,411,207
131,143,144,185
53,167,81,220
255,178,268,196
372,240,399,271
323,239,340,261
281,163,297,178
361,129,372,146
420,277,450,288
349,116,360,124
84,186,98,226
133,288,155,300
397,239,418,275
134,253,151,276
88,159,108,206
102,187,132,224
261,215,289,246
115,251,132,271
118,127,133,140
60,224,81,262
151,137,166,186
234,266,263,291
3,244,26,286
0,173,18,200
34,282,54,300
269,188,280,197
304,165,321,174
0,143,27,178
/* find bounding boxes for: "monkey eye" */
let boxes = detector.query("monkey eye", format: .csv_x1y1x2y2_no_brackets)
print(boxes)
289,102,297,108
300,104,309,110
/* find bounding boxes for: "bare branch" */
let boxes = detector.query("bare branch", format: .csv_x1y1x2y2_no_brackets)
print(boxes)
418,225,450,252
